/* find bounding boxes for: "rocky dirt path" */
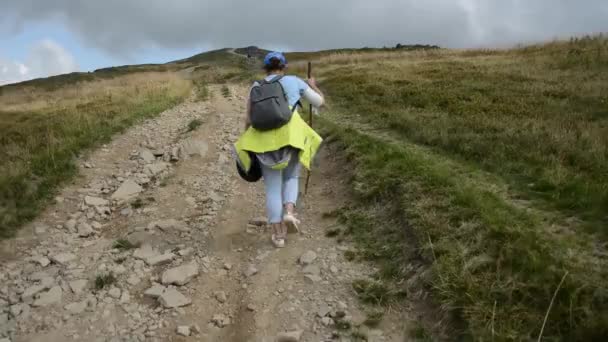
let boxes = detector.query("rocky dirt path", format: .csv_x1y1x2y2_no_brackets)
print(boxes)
0,86,407,342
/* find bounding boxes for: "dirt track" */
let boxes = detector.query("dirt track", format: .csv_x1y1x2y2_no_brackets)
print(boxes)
0,86,407,342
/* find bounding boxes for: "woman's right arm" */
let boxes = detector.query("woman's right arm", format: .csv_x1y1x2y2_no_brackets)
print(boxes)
303,77,324,108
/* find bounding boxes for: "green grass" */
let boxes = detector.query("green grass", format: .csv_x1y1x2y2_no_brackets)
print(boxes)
95,273,117,290
0,73,191,238
363,310,384,328
114,257,127,264
321,36,608,237
318,36,608,341
350,330,368,341
352,279,406,305
193,80,210,102
187,119,203,132
409,322,434,342
113,239,140,251
130,198,145,209
221,85,231,98
323,121,606,340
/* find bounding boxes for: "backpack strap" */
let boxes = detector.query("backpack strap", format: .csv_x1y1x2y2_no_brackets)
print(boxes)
269,75,284,83
291,99,302,113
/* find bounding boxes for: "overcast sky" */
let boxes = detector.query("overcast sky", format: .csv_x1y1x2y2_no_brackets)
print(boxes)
1,0,607,85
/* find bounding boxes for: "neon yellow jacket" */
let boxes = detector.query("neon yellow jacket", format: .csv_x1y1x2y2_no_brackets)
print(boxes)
234,112,322,172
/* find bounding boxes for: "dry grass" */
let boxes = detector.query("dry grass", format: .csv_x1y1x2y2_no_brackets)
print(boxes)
1,72,181,112
0,72,191,237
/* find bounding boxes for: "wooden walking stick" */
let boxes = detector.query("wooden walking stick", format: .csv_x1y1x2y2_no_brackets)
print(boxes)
304,61,313,194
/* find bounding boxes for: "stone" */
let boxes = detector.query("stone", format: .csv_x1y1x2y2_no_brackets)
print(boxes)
32,286,62,307
0,338,10,342
223,263,233,271
127,275,141,286
95,206,111,216
40,276,55,289
69,280,88,295
50,252,77,266
185,196,197,206
214,291,227,303
171,147,180,161
304,275,322,284
302,265,321,276
161,262,199,286
178,248,194,257
144,284,166,299
34,224,48,234
179,139,209,159
21,285,47,303
120,291,131,304
248,217,268,227
150,219,189,232
111,180,143,202
321,317,334,327
330,266,339,274
35,256,51,268
9,303,27,317
144,163,169,176
28,271,50,281
317,304,331,317
84,196,109,207
64,219,78,232
151,150,165,157
65,301,87,315
247,304,256,312
299,251,317,265
276,330,304,342
139,149,156,163
211,314,231,328
133,244,157,261
244,265,258,277
176,326,191,337
77,222,95,237
0,313,8,330
159,289,191,308
146,253,175,266
108,287,121,299
111,265,127,275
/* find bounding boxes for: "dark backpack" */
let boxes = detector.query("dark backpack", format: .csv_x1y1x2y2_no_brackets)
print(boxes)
249,76,299,131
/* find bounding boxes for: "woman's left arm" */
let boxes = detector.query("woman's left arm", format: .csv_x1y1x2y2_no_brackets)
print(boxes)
244,96,251,130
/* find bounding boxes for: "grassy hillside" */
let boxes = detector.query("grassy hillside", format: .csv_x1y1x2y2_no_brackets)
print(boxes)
291,36,607,340
1,36,605,340
0,72,191,238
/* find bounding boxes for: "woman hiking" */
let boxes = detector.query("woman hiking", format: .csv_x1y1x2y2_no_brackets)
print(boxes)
234,52,325,248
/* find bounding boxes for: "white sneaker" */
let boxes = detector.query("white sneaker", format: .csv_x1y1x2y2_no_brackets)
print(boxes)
283,213,301,234
271,234,285,248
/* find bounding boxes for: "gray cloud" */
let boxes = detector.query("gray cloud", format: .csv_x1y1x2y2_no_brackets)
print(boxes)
2,0,608,58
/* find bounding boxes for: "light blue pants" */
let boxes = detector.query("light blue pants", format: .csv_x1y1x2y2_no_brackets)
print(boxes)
261,157,301,224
